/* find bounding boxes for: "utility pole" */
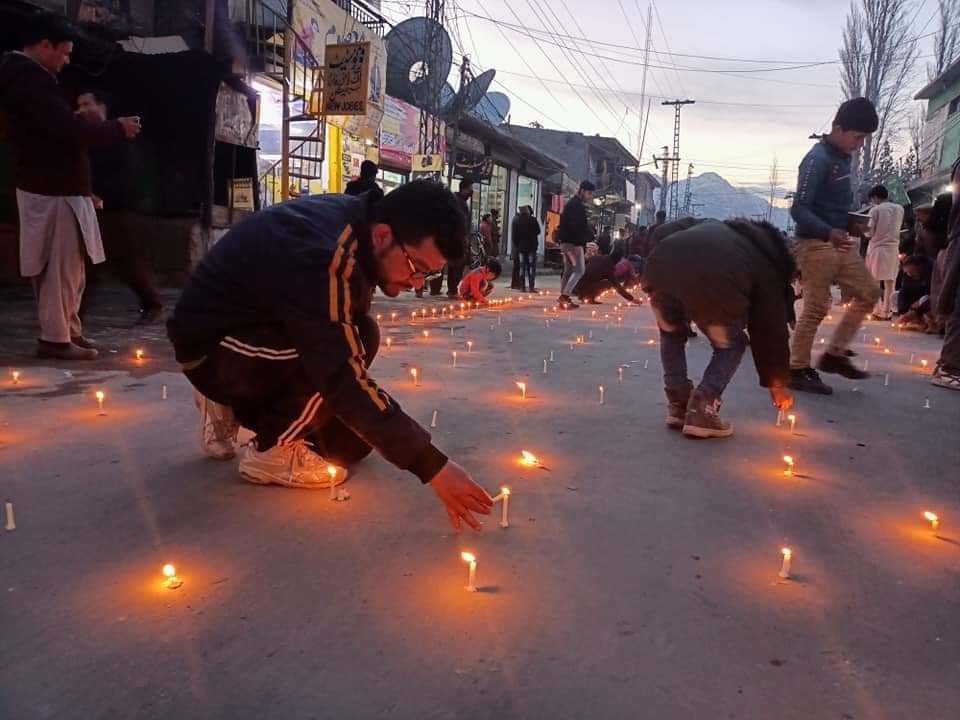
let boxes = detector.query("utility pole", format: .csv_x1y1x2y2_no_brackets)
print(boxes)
653,145,672,218
636,3,653,162
418,0,446,167
682,163,694,216
446,56,470,184
661,99,695,220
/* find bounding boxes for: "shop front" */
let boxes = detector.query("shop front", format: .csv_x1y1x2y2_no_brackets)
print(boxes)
377,95,422,193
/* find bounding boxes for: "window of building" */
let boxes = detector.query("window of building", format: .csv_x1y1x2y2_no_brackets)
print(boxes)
949,96,960,116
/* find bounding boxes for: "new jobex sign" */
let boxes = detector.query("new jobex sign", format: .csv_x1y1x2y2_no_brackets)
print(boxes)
324,42,371,116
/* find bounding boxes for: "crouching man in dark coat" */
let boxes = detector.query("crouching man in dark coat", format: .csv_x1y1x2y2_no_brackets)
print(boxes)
642,219,795,438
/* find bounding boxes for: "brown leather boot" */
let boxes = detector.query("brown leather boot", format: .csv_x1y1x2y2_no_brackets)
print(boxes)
664,381,693,429
682,389,733,438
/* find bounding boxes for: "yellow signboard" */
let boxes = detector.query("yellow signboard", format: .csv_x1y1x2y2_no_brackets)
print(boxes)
324,42,371,116
411,153,445,173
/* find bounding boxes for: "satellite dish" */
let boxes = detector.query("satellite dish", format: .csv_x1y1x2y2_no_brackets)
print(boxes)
384,17,453,111
438,81,457,114
472,91,511,125
442,68,496,120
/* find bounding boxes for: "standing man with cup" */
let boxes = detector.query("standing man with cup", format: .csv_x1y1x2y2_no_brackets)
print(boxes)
788,97,881,395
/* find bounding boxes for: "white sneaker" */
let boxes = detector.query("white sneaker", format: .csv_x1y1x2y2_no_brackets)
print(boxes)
194,390,239,460
239,439,348,489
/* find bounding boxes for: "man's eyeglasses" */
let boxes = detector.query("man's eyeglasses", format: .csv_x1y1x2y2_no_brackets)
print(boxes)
398,243,443,282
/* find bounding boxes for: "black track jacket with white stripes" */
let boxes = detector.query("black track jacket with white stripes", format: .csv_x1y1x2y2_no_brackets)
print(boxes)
167,193,448,483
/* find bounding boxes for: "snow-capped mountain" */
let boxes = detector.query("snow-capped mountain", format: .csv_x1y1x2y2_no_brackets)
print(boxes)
664,172,790,228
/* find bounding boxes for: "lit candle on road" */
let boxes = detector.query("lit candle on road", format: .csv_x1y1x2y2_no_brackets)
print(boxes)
779,548,792,579
327,465,337,500
4,502,15,531
508,331,513,343
386,337,393,349
516,381,526,400
461,551,477,592
618,367,623,383
599,385,605,405
647,339,655,345
162,563,182,589
783,455,794,478
498,487,511,528
422,330,430,339
776,409,783,427
11,371,20,385
452,351,457,367
135,348,144,362
923,511,940,533
467,340,473,353
391,312,398,323
431,410,438,428
543,359,548,375
883,347,891,355
410,368,419,386
788,414,796,434
95,390,105,415
520,450,540,467
874,337,881,346
376,314,382,325
921,359,929,370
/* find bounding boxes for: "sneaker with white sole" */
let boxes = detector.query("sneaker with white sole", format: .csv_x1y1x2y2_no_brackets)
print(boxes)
194,390,239,460
239,439,348,489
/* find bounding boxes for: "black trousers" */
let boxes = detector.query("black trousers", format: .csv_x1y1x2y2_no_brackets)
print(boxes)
519,251,536,290
183,315,380,465
446,260,465,296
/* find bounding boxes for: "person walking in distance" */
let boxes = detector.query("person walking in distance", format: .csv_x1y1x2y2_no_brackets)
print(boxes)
863,184,904,321
0,12,141,359
557,180,595,308
344,160,384,202
513,205,541,292
167,181,494,530
788,97,881,395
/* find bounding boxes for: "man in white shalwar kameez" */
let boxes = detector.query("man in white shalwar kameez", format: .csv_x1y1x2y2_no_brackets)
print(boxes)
0,12,140,359
864,185,905,321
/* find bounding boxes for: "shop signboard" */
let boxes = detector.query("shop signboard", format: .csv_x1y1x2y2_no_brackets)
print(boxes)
453,151,494,183
411,154,445,173
293,0,387,136
229,178,256,210
380,96,421,170
324,42,371,116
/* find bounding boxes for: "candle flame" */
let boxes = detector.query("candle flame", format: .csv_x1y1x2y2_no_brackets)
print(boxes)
461,551,475,563
326,465,337,479
783,455,794,465
410,368,418,377
135,349,144,360
520,450,539,466
924,511,939,524
921,359,929,368
647,339,655,345
501,486,511,496
95,391,105,402
162,563,176,578
422,330,429,338
883,348,891,354
874,337,881,344
516,382,526,391
386,337,392,346
12,371,19,381
781,547,792,560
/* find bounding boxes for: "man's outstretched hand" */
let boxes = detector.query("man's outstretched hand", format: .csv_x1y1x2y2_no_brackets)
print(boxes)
770,384,794,410
430,461,493,532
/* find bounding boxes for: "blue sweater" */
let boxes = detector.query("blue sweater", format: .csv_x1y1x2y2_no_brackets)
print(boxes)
790,139,854,241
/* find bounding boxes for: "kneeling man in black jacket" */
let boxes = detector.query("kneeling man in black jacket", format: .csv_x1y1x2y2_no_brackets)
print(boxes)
167,181,493,531
642,219,795,438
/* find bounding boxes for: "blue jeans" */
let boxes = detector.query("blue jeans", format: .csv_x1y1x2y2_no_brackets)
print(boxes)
560,244,586,296
651,292,748,398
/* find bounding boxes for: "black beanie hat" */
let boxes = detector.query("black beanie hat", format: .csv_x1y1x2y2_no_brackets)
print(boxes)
834,97,879,133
